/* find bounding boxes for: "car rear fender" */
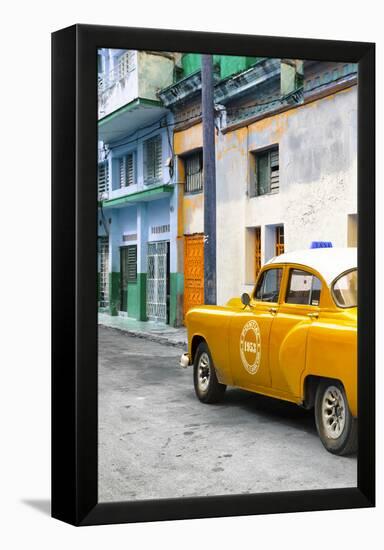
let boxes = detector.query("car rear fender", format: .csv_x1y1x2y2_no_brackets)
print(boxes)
302,321,357,416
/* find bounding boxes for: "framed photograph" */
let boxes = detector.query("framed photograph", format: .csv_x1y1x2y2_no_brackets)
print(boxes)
52,24,375,526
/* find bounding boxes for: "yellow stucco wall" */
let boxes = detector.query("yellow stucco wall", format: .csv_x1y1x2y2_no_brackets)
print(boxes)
175,123,204,236
174,123,203,155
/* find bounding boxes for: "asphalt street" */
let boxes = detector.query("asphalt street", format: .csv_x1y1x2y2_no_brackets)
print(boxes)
98,326,357,502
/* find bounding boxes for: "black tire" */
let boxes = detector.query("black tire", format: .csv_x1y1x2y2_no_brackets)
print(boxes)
314,379,357,456
193,342,226,403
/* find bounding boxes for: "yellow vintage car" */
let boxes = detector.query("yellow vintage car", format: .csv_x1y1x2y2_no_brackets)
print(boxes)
180,247,357,456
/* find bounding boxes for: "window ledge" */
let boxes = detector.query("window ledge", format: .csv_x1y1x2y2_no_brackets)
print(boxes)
249,191,280,199
109,184,139,200
184,189,203,196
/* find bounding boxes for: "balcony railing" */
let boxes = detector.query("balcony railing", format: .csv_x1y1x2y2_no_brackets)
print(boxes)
98,162,109,199
98,51,136,95
98,50,175,125
98,51,137,118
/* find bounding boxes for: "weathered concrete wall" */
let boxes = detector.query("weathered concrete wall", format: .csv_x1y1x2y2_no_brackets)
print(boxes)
216,127,248,302
183,193,204,235
174,123,203,154
147,198,171,242
138,52,175,101
216,86,357,304
174,123,204,236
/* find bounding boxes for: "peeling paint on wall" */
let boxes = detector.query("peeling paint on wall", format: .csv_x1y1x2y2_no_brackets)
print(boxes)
216,86,357,304
183,193,204,235
174,123,203,154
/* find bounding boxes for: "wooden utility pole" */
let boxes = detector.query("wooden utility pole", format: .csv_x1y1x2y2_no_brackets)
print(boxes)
201,54,217,305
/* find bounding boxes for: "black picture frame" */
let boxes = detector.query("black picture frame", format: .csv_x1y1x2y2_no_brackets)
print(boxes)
52,24,375,526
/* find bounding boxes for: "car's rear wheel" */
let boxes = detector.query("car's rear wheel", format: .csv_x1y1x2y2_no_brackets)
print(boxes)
193,342,226,403
314,380,357,456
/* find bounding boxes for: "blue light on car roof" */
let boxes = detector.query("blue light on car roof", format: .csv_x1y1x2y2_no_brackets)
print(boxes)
310,241,333,248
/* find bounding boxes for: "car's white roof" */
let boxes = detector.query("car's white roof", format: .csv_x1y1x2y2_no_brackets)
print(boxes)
266,247,357,286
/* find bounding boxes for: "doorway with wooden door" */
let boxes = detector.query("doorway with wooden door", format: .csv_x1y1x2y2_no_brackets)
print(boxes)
120,245,137,314
184,234,204,320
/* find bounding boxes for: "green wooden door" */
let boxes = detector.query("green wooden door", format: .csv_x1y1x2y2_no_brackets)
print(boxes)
120,245,137,312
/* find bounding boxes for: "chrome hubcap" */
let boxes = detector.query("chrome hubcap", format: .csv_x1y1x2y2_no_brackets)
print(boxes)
197,352,210,391
322,386,346,439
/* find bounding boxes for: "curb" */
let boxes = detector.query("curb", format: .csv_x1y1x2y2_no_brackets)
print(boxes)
99,323,187,349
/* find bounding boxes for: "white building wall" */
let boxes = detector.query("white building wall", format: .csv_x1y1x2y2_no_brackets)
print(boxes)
216,128,248,304
216,86,357,304
99,51,139,119
98,50,175,120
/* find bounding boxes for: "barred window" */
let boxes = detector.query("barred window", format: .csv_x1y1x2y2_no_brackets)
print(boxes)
144,135,162,184
252,146,279,196
118,51,135,80
98,236,109,308
184,150,203,193
119,152,135,188
98,162,109,196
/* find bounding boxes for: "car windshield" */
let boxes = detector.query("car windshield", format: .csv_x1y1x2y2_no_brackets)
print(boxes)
332,269,357,308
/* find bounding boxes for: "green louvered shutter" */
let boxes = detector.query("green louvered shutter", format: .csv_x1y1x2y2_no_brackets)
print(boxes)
144,135,162,184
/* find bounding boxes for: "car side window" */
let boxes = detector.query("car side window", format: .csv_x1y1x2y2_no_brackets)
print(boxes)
286,269,322,306
254,268,283,303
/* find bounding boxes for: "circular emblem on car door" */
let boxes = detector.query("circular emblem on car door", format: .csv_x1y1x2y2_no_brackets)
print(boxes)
240,320,262,375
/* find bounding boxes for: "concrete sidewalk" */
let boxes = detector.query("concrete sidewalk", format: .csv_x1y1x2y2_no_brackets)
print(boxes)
98,313,187,348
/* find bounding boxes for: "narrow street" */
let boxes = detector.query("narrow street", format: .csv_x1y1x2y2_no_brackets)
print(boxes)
98,326,357,503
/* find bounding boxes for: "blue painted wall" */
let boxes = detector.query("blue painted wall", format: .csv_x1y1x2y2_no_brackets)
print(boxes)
98,112,181,323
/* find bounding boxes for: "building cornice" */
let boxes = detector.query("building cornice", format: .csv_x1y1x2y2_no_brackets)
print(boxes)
158,57,279,109
222,77,357,134
101,184,173,208
98,97,161,126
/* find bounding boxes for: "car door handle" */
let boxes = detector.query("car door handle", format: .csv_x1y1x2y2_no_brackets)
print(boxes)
307,312,319,319
268,307,277,315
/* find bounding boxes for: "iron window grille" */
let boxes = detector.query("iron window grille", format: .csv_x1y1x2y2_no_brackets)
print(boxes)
151,224,170,235
98,50,135,93
146,241,169,323
143,135,162,185
119,152,135,188
122,233,137,242
184,150,203,193
252,146,279,197
98,236,109,308
118,51,135,80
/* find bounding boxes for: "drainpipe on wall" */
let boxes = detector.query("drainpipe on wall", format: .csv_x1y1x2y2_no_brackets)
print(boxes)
98,201,110,237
